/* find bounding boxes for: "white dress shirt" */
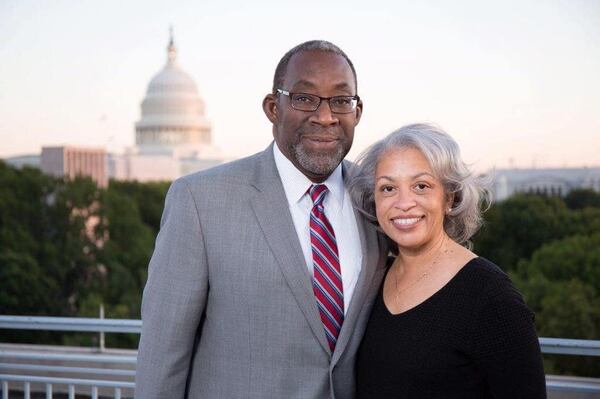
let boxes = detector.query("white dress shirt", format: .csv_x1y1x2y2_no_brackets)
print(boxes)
273,143,363,314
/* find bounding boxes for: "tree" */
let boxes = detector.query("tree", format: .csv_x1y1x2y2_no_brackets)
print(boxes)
472,194,572,270
0,163,63,318
89,188,156,348
41,176,104,315
0,162,108,329
511,233,600,376
108,180,169,235
564,188,600,210
0,251,59,315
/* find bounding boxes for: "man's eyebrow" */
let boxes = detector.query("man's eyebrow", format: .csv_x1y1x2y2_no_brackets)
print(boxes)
376,176,394,182
333,82,353,93
290,80,354,94
291,80,317,90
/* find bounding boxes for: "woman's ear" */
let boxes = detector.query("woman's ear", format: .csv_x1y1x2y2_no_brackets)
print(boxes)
446,193,455,214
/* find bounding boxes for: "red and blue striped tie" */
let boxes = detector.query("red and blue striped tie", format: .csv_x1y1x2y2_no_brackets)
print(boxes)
309,184,344,352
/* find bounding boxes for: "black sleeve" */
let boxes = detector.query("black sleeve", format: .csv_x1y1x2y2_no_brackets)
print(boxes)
470,282,547,399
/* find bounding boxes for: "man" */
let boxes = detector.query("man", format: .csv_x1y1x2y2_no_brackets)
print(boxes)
135,40,387,399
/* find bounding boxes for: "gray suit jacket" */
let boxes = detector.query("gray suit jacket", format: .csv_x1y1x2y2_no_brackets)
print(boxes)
135,144,387,399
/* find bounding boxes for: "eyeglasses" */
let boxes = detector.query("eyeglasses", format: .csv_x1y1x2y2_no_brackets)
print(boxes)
276,89,359,114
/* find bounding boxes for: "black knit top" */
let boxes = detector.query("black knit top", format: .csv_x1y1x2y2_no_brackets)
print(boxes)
356,257,546,399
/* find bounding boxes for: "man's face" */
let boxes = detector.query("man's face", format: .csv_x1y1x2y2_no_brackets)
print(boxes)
263,50,362,182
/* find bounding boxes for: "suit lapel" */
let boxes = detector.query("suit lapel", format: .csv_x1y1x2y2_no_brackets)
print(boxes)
330,203,379,365
249,144,331,354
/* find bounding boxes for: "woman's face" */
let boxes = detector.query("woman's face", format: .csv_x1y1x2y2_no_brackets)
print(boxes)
374,147,451,254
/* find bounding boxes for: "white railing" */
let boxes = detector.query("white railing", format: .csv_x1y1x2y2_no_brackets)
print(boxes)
1,315,600,397
0,315,141,333
540,337,600,357
1,316,138,398
1,375,134,399
0,346,136,398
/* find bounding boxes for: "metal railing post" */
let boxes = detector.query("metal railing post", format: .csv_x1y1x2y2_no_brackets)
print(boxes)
99,304,105,353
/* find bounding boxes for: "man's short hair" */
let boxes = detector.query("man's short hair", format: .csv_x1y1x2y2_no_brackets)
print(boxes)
272,40,358,93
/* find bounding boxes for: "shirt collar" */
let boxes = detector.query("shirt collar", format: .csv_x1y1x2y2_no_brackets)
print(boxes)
273,142,345,207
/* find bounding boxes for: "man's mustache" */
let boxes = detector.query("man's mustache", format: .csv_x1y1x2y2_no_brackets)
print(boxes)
298,129,343,140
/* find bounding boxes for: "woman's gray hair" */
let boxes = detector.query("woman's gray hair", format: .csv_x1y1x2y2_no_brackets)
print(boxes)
349,123,491,247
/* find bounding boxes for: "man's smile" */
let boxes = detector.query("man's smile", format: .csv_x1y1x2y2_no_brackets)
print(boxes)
301,135,341,149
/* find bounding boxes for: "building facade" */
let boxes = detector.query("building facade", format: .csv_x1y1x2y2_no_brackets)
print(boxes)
40,146,107,187
491,167,600,201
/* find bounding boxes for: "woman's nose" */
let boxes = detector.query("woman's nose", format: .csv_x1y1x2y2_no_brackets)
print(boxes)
392,191,416,211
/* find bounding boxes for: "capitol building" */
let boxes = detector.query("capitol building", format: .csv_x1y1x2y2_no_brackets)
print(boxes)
109,32,226,181
4,31,227,183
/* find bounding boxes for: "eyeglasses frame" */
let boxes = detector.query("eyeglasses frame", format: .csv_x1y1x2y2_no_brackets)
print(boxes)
276,89,360,114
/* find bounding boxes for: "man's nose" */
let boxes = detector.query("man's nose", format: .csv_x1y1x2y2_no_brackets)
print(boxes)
310,100,338,126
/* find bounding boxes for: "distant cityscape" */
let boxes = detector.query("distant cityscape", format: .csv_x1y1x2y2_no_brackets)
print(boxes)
4,31,230,187
3,33,600,202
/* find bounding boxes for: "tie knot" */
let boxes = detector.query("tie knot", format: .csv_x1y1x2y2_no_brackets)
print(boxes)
309,184,329,207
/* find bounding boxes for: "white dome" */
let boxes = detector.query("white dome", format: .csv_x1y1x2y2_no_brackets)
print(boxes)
135,33,212,152
147,63,198,95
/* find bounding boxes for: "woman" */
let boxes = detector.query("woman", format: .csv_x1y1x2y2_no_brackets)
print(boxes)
351,124,546,398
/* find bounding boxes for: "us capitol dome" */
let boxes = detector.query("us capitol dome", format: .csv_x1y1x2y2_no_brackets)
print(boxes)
135,31,211,155
110,30,226,181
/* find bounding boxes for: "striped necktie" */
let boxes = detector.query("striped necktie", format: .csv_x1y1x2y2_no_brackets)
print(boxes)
309,184,344,352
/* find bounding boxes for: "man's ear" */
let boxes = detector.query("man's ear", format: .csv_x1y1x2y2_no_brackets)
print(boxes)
354,98,363,124
262,94,278,124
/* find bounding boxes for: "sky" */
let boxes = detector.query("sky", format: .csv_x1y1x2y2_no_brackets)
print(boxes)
1,0,599,171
